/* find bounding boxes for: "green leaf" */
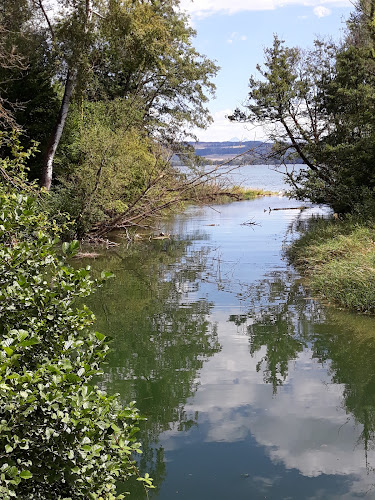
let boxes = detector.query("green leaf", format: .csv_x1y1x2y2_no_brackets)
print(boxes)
20,338,40,347
111,423,121,433
62,242,70,255
4,347,13,356
95,332,106,342
70,240,80,252
19,470,33,480
100,271,115,280
16,330,28,342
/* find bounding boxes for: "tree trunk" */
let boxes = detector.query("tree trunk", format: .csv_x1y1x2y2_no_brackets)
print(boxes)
41,68,76,190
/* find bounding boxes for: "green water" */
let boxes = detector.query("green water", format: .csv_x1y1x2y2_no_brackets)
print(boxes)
85,196,375,499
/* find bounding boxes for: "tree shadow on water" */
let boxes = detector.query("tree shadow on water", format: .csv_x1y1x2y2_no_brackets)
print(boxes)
82,237,221,497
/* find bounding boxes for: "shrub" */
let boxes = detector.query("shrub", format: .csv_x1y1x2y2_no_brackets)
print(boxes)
0,141,152,498
46,101,178,238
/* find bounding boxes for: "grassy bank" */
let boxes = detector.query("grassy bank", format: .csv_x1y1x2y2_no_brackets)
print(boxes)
287,217,375,313
187,183,276,203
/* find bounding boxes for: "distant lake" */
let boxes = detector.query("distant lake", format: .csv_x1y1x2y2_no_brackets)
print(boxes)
225,163,306,193
180,164,306,194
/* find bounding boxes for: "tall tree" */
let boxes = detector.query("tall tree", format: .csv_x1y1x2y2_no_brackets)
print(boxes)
4,0,217,189
231,0,375,214
0,0,30,128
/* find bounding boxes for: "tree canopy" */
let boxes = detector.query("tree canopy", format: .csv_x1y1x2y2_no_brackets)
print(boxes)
230,0,375,214
0,0,218,189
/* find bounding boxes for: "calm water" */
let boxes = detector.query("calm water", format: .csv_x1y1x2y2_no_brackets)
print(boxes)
181,163,305,193
226,163,305,192
85,169,375,499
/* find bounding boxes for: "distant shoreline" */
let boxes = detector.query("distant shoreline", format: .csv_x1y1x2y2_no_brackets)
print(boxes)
172,140,303,166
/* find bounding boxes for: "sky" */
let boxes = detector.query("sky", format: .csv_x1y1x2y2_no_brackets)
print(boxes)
179,0,353,142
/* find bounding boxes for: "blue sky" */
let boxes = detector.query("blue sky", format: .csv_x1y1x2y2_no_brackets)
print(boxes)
179,0,353,141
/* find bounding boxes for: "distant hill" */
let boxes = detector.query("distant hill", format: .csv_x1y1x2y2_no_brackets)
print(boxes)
228,137,247,142
192,140,269,162
172,140,303,166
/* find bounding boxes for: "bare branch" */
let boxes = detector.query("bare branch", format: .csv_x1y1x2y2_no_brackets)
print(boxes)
33,0,55,40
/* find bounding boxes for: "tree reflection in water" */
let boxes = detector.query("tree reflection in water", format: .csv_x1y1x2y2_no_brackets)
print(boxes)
80,210,375,495
229,263,375,471
313,311,375,471
229,269,320,393
82,236,221,496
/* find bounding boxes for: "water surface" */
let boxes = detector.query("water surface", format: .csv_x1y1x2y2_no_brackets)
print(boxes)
226,163,305,192
87,192,375,499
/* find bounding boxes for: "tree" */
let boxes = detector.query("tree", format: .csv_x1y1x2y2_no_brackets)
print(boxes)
229,36,339,207
0,4,28,129
3,0,218,189
230,1,375,214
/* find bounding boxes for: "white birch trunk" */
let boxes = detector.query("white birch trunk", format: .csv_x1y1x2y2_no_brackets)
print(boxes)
40,0,93,190
41,69,76,190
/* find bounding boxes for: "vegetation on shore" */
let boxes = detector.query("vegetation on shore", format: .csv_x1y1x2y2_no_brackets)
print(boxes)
0,142,154,498
230,0,375,314
287,217,375,314
231,0,375,218
0,0,222,239
185,183,275,204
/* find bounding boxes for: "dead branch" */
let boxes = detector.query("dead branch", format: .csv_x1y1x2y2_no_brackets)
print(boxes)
267,206,310,211
89,142,284,238
241,218,260,226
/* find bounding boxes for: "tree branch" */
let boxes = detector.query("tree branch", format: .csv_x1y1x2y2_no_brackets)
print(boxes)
33,0,55,41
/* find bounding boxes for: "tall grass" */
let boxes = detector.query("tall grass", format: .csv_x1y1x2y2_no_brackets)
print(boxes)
287,218,375,313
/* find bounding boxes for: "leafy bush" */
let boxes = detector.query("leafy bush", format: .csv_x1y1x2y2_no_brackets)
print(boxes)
0,141,153,498
46,100,179,238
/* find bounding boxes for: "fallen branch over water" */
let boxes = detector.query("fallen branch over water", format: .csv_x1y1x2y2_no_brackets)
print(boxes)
266,206,310,212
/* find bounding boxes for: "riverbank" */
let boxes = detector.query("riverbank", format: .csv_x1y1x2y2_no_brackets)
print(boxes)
287,217,375,313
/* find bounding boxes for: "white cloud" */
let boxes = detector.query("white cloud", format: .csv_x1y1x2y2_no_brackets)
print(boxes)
179,0,350,18
226,31,237,43
313,5,331,17
189,109,269,142
227,32,248,44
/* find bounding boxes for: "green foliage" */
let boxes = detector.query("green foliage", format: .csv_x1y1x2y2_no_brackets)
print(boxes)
88,0,217,136
0,1,61,176
0,146,153,497
0,0,219,232
287,217,375,313
0,0,218,183
43,99,184,237
232,2,375,215
0,130,39,190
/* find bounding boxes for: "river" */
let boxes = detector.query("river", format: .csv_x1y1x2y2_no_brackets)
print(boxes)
85,166,375,499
